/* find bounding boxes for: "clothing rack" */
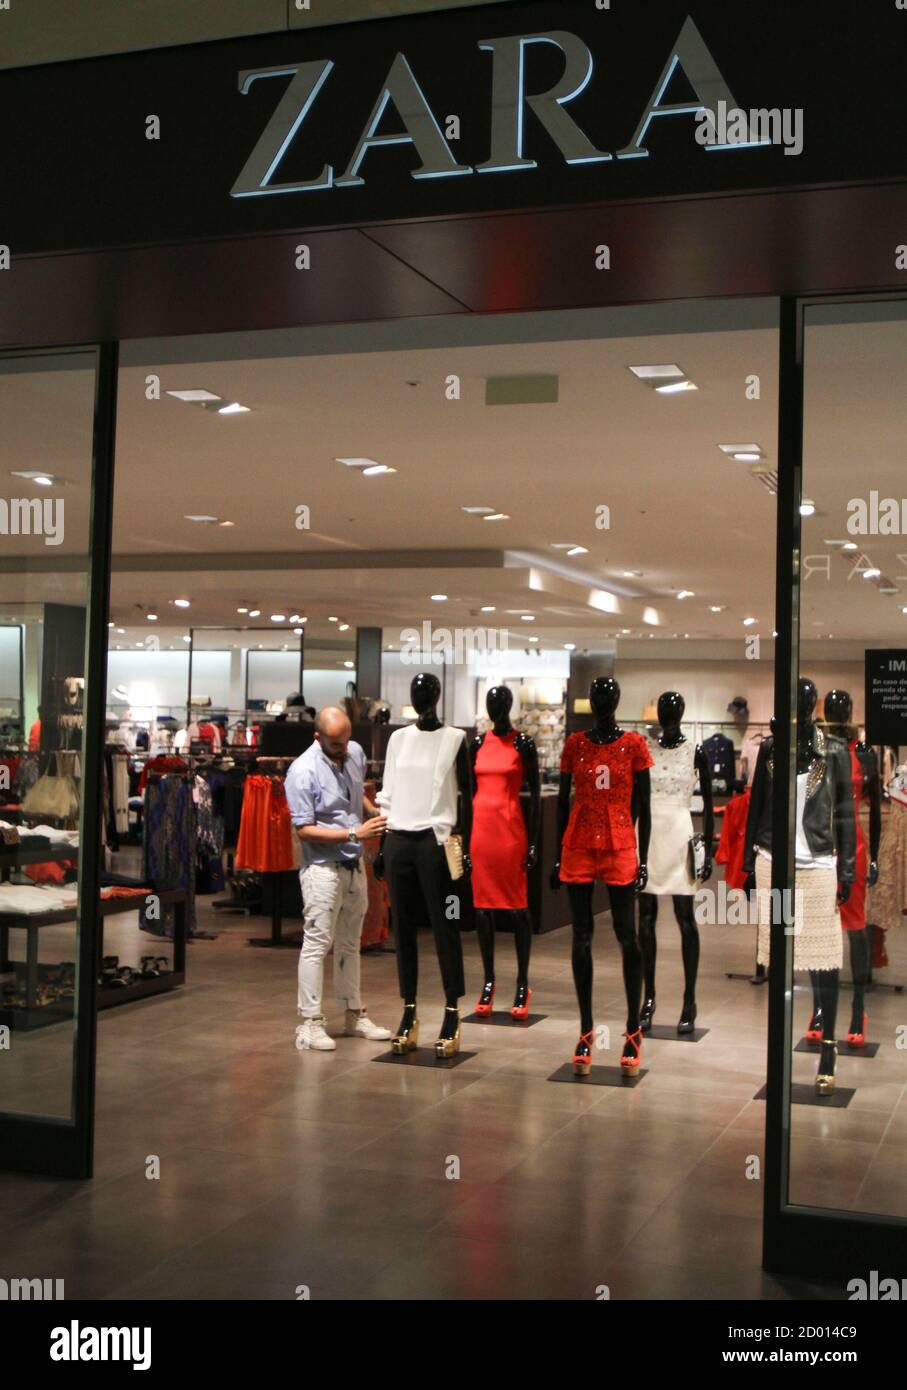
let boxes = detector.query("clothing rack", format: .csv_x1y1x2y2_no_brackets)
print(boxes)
245,756,301,948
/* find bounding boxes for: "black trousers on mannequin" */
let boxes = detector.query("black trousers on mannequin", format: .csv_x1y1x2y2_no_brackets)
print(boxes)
384,829,465,1004
567,882,642,1035
848,928,871,1028
475,908,531,986
637,893,700,1001
809,968,839,1038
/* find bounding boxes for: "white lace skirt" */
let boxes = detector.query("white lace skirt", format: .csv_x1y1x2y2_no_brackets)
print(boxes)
755,854,842,972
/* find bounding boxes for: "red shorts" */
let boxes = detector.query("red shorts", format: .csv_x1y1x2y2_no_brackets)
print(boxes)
560,844,638,886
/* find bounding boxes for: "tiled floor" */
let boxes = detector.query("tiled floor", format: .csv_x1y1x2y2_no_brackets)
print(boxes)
1,893,905,1300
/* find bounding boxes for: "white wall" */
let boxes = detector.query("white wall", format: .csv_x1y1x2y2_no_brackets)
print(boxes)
0,627,22,705
106,648,349,717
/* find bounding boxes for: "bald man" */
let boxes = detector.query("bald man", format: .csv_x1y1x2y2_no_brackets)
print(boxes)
285,706,391,1051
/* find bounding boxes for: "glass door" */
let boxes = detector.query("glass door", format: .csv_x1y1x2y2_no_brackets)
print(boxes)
0,345,116,1178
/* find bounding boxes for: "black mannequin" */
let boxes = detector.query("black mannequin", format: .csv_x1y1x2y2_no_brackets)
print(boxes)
821,688,881,1045
637,691,715,1035
470,686,541,1017
375,672,473,1056
551,677,651,1072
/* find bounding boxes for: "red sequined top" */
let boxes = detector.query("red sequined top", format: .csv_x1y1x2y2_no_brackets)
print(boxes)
560,730,653,852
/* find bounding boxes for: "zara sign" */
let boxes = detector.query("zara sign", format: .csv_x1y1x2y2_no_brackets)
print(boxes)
231,16,776,199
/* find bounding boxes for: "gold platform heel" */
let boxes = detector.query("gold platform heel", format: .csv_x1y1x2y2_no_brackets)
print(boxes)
435,1006,461,1058
391,1004,419,1055
815,1039,838,1096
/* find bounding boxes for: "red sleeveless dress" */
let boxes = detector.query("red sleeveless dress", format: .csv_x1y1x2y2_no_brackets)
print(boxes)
471,731,528,910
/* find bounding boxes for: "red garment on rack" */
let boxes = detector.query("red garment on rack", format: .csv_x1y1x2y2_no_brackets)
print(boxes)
137,755,189,794
715,788,751,891
235,774,295,872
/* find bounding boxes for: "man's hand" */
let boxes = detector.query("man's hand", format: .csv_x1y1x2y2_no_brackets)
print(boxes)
355,815,387,841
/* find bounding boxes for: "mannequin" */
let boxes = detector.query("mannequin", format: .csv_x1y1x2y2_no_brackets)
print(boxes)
375,673,473,1058
743,678,856,1095
821,689,881,1047
552,677,652,1075
470,686,541,1019
636,692,714,1035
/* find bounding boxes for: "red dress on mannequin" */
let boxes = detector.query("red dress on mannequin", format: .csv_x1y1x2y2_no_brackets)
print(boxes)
471,730,528,909
840,739,867,934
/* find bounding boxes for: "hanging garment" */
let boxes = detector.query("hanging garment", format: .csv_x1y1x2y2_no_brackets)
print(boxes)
194,773,226,893
641,737,698,896
839,739,872,934
866,798,907,933
141,772,197,935
234,774,295,873
702,732,736,793
471,730,528,910
558,730,653,885
714,788,752,891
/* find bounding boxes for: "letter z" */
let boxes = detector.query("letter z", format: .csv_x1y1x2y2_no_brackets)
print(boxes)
232,61,334,197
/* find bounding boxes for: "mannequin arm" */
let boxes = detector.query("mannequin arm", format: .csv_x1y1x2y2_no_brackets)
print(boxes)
635,767,651,891
742,741,770,880
833,746,857,890
551,771,572,889
518,733,541,867
867,752,882,871
455,739,473,863
694,744,714,881
469,733,483,798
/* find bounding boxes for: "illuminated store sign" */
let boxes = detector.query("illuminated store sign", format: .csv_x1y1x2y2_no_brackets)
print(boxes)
232,16,772,199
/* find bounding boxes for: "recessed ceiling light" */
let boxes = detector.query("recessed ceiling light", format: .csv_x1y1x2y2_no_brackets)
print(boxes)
431,594,448,602
166,389,222,403
34,475,53,486
174,599,190,608
483,513,510,522
116,628,125,635
529,636,539,643
338,623,350,631
622,571,643,578
237,607,248,614
10,469,64,485
481,606,496,612
343,661,355,669
677,590,695,600
799,501,816,517
621,628,631,634
655,380,698,395
336,457,395,474
218,402,251,415
743,617,757,626
219,520,235,527
270,615,286,623
184,515,219,523
362,464,397,476
842,542,858,551
147,614,158,621
249,609,261,618
293,628,303,635
567,546,589,557
182,635,191,643
328,616,339,622
863,568,881,579
551,543,588,556
462,506,496,515
709,605,725,612
628,364,685,381
108,622,114,628
564,643,576,651
289,615,301,623
719,444,763,461
521,615,535,622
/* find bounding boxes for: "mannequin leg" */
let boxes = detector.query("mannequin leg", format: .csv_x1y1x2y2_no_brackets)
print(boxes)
608,883,643,1062
673,895,700,1034
814,968,840,1094
806,972,826,1041
637,892,658,1031
474,909,496,1012
567,884,595,1033
847,929,870,1042
510,908,533,1016
383,834,420,1053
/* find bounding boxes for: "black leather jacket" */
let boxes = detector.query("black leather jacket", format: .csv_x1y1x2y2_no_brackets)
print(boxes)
742,726,857,884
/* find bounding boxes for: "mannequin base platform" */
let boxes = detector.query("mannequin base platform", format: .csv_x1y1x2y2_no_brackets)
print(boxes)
462,1011,546,1028
373,1048,477,1069
794,1038,880,1059
755,1082,855,1108
643,1025,710,1043
548,1063,648,1087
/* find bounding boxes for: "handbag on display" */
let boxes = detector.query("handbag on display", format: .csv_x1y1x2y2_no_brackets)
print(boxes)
21,753,80,823
444,833,464,880
687,831,707,880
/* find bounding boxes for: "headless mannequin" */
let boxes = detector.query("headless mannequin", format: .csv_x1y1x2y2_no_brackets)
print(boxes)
375,672,473,1053
470,686,540,1016
637,691,714,1035
552,677,651,1070
822,688,880,1044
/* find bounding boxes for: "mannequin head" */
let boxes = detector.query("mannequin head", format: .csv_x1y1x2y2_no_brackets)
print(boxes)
657,691,685,730
486,685,513,725
590,677,620,718
410,672,441,716
824,688,853,728
798,677,818,723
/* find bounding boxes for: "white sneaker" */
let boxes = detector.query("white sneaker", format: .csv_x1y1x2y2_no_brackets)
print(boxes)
345,1008,392,1041
295,1017,336,1051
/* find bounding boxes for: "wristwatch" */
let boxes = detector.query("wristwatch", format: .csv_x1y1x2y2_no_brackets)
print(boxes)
347,827,358,844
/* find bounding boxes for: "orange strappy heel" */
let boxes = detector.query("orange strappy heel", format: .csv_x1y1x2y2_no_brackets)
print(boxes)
620,1028,643,1072
572,1028,594,1076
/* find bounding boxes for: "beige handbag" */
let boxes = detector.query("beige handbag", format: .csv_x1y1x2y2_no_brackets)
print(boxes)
444,833,464,880
22,753,80,824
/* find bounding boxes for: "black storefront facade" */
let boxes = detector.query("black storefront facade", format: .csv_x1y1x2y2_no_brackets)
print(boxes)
2,0,907,1286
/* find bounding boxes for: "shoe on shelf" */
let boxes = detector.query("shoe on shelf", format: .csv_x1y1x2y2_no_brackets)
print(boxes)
620,1029,643,1072
475,982,495,1017
805,1008,824,1043
345,1008,392,1041
640,996,655,1033
295,1016,336,1052
846,1013,868,1048
510,984,532,1020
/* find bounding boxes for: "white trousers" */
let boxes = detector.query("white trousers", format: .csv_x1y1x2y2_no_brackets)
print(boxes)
297,861,368,1017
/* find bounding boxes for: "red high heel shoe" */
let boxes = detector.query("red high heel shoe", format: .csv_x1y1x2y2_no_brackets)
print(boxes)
805,1010,824,1043
572,1028,594,1076
510,985,532,1020
620,1029,643,1072
846,1013,868,1048
475,983,495,1017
